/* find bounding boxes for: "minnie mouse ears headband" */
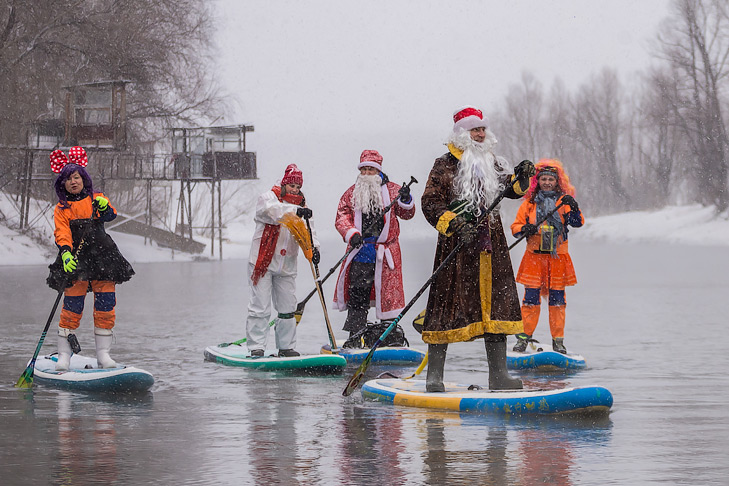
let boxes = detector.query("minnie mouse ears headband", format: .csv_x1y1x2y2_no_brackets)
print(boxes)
50,146,88,173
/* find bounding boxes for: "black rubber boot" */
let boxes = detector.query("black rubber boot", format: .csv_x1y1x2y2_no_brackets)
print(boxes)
552,338,567,354
343,308,368,333
512,333,531,353
278,349,300,357
485,336,523,390
426,343,447,393
343,329,366,349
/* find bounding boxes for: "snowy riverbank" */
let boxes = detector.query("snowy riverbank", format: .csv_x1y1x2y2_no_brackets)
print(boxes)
1,204,727,266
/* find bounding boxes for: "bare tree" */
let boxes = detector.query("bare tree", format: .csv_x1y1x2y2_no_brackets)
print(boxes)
544,78,573,161
502,71,545,162
571,68,630,211
652,0,729,210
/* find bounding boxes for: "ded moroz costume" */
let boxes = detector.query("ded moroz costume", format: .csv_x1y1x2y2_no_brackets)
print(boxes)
333,150,415,347
420,106,534,391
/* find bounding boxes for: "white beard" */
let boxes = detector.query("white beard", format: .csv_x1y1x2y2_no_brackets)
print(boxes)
448,128,511,216
352,174,384,214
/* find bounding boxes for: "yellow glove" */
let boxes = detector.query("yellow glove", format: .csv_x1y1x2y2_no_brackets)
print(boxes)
94,195,109,211
61,251,77,273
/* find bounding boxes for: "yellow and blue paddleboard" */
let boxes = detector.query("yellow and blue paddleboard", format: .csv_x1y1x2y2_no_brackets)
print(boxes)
361,378,612,416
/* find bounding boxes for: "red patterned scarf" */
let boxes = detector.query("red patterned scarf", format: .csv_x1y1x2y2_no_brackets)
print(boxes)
251,186,304,285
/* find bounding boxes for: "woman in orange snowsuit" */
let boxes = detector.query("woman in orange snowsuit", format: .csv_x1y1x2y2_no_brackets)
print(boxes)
510,159,583,354
46,147,134,370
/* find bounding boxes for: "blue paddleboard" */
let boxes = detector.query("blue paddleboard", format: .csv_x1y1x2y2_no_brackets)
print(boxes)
507,340,587,371
32,354,154,393
320,344,426,365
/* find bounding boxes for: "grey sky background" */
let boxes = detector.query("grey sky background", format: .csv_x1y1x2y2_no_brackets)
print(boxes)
212,0,672,232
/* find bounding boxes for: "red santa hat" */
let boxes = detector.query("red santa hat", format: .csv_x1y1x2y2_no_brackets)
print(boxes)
281,164,303,186
357,149,383,171
453,106,488,132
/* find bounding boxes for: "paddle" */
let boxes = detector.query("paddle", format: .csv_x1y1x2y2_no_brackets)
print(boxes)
218,321,276,347
293,176,418,324
16,201,99,388
305,216,338,350
342,177,518,396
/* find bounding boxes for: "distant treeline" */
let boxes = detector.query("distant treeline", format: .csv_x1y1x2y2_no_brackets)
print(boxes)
491,0,729,215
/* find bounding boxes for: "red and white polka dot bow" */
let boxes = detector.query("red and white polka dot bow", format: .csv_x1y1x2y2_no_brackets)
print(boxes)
50,146,88,173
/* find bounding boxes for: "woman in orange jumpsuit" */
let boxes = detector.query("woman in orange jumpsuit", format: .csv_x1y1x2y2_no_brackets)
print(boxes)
510,159,583,354
46,147,134,370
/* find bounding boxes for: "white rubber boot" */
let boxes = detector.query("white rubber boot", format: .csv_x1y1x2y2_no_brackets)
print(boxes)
94,328,117,368
56,328,73,371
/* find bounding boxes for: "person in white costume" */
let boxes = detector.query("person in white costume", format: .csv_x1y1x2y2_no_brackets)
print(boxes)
246,164,320,357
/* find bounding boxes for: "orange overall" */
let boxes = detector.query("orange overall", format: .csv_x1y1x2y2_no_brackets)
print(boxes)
511,196,584,338
53,194,118,331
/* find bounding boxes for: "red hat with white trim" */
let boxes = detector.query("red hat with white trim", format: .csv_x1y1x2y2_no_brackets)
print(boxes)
453,106,488,132
281,163,303,186
357,150,383,171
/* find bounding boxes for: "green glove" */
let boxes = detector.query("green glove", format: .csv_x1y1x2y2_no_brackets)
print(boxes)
94,195,109,211
61,251,77,273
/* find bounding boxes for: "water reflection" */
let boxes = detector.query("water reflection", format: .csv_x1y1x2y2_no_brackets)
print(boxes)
52,391,154,485
56,393,118,484
422,416,510,485
245,376,303,484
338,405,407,485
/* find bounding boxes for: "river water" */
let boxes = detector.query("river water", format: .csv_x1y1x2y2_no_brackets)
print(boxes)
1,237,728,485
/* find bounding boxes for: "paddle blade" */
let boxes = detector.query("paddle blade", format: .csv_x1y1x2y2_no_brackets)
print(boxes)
294,300,305,324
342,350,375,396
15,364,35,388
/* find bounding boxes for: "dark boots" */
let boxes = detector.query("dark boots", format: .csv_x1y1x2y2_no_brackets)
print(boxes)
426,343,447,392
512,333,531,353
552,338,567,354
485,337,523,390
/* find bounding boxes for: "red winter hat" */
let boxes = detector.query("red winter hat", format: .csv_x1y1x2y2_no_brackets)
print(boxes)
281,164,303,186
357,150,383,171
453,106,488,132
49,146,88,173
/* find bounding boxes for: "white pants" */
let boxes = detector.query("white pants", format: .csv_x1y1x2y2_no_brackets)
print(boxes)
246,263,297,352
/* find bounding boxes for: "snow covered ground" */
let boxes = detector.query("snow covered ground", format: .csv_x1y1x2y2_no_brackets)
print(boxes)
1,203,727,267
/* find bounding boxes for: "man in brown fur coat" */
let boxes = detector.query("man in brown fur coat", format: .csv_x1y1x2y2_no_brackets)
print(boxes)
420,106,534,391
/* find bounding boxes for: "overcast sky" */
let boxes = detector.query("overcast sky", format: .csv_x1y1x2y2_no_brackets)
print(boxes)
212,0,673,224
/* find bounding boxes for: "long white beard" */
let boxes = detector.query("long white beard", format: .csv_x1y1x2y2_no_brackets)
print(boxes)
352,174,384,214
449,128,511,216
